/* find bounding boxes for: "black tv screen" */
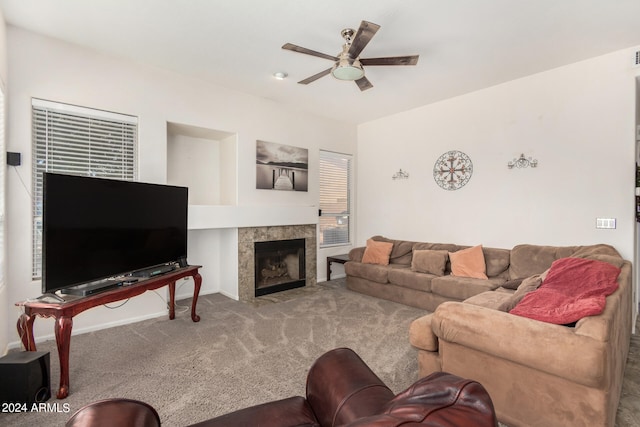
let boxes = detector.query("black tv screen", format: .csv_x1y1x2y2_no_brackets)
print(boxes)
42,173,188,294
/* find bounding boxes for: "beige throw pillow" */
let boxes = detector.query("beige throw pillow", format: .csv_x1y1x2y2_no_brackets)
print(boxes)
411,250,449,276
497,269,549,312
449,245,488,279
502,278,524,290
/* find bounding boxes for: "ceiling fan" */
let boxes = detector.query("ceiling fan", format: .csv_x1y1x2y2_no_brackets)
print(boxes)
282,20,419,91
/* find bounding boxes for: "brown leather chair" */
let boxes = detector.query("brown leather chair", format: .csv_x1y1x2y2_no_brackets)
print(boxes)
66,398,160,427
68,348,498,427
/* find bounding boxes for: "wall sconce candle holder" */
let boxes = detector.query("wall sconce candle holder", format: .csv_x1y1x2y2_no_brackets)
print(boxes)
507,154,538,169
392,169,410,180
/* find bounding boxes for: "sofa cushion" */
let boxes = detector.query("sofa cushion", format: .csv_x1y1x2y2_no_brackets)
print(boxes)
413,243,460,273
509,244,577,279
344,262,390,284
463,291,512,310
371,236,415,265
431,275,505,300
580,253,625,268
388,267,434,292
362,239,394,265
510,257,621,324
412,242,461,252
571,244,624,267
411,249,448,276
449,245,488,279
483,247,511,277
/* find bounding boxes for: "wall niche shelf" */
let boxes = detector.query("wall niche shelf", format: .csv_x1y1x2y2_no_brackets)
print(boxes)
167,122,317,231
166,122,237,206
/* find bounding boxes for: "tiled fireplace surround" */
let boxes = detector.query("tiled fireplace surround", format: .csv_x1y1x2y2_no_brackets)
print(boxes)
237,224,317,302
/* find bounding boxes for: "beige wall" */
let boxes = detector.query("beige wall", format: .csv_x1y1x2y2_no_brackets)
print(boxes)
0,8,8,355
3,26,357,346
357,47,640,317
5,22,639,349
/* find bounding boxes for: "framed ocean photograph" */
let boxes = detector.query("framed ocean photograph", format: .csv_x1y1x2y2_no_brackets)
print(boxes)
256,140,308,191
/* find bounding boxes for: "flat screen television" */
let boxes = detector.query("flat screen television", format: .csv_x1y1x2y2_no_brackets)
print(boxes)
42,173,188,295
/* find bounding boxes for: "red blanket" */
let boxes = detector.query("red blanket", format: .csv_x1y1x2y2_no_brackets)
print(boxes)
510,257,620,324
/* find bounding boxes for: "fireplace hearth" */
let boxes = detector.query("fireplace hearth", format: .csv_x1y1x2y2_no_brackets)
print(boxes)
254,238,306,297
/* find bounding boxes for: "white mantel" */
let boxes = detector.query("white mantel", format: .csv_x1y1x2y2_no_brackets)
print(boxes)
185,205,319,302
188,205,319,230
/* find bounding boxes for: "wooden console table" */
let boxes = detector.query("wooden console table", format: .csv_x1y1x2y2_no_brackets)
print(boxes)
15,265,202,399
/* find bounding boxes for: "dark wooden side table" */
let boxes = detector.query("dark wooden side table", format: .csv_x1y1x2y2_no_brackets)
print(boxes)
326,254,350,281
15,265,202,399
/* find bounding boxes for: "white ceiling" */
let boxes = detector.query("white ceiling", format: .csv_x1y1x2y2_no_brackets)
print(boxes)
1,0,640,124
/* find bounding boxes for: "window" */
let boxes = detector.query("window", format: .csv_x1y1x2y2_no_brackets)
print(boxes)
319,150,352,247
32,99,138,278
0,86,4,291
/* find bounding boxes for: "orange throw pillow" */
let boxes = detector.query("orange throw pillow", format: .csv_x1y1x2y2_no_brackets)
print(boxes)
362,239,394,265
449,245,488,279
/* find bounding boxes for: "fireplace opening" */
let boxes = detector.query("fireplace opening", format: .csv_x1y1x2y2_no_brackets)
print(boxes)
254,238,306,297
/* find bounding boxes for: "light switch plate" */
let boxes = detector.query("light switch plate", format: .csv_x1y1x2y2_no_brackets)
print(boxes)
596,218,616,229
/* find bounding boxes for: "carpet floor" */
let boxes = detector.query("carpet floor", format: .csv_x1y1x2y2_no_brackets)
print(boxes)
1,279,638,426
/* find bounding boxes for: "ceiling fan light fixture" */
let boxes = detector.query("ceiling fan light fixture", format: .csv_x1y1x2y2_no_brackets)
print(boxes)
332,59,364,81
282,20,418,91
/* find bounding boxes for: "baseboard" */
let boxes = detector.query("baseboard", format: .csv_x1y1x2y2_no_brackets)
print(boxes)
175,291,192,301
217,289,238,301
7,291,232,350
7,310,168,350
176,288,225,301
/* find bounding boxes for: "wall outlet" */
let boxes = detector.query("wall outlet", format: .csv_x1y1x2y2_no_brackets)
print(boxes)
596,218,616,229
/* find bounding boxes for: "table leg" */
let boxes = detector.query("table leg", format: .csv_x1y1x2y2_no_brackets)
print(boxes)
168,281,176,320
17,313,37,351
327,261,332,281
54,316,73,399
191,273,201,322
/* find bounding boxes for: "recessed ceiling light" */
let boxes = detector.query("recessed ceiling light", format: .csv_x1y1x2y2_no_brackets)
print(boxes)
273,71,288,80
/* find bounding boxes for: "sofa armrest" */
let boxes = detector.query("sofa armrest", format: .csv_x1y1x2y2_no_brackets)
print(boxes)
349,247,365,262
432,302,608,388
66,398,161,427
409,313,438,351
187,397,317,427
344,372,498,427
305,348,394,427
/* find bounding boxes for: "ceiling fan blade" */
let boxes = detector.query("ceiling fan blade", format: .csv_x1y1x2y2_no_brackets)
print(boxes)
298,68,333,85
355,76,373,91
282,43,338,62
360,55,419,66
347,21,380,59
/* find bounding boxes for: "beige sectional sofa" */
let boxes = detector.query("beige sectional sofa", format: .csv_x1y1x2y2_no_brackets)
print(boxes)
345,236,512,311
345,236,632,427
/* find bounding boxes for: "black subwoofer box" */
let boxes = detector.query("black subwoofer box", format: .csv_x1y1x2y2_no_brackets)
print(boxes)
0,351,51,405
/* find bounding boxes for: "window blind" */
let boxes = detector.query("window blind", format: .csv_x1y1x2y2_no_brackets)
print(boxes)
319,150,352,247
31,99,138,278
